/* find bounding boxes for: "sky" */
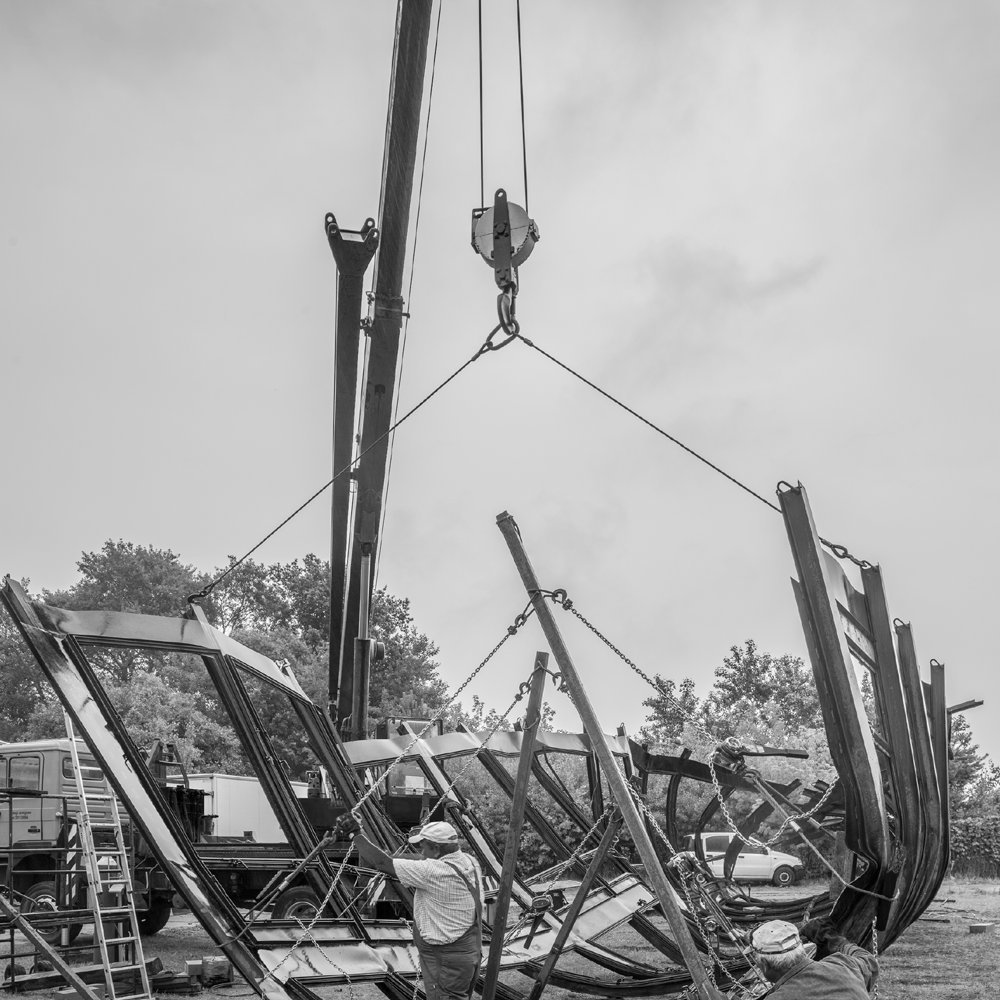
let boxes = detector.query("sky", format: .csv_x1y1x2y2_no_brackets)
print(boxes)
2,1,998,769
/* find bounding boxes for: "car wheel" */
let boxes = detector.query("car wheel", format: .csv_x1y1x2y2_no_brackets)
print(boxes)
771,865,796,887
272,886,322,921
21,881,83,945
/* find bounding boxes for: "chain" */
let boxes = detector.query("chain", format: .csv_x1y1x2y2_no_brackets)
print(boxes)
870,918,879,1000
818,535,873,571
499,805,617,950
764,780,839,844
262,846,358,983
348,605,535,818
423,678,537,819
675,864,761,999
533,589,716,743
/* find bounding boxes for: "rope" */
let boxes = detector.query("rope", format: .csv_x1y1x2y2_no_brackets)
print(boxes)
375,0,444,594
478,0,484,208
517,336,781,514
190,328,511,600
516,0,529,215
510,335,874,568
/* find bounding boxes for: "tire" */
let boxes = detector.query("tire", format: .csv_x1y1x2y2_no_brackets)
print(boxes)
138,898,172,936
272,886,322,922
772,865,796,887
21,881,82,945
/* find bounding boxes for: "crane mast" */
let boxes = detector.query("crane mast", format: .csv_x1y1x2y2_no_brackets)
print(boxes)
326,0,434,739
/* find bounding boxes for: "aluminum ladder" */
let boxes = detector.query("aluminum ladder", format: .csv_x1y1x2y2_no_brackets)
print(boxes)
63,712,153,1000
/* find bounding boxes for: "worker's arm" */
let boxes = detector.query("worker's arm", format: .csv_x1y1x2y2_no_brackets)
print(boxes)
333,812,406,877
356,833,399,876
801,918,878,989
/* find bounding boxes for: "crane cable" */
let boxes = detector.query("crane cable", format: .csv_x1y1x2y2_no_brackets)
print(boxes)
478,0,531,211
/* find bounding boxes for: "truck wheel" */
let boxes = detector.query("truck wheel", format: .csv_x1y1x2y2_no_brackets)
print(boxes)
771,865,796,887
272,887,322,921
138,898,172,936
21,881,82,945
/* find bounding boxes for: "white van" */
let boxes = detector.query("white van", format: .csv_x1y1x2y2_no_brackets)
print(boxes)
683,831,803,886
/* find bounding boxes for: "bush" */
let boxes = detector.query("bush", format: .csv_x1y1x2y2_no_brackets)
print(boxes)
949,814,1000,878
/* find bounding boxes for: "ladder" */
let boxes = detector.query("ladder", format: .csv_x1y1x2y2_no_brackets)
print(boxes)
63,712,153,1000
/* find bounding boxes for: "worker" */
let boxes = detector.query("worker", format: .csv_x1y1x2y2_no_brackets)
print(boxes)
750,917,878,999
338,815,484,1000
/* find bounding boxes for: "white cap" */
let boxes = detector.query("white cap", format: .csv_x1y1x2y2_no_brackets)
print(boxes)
408,821,459,845
751,920,802,955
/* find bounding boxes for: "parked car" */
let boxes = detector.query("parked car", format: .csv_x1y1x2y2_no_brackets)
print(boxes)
683,831,804,886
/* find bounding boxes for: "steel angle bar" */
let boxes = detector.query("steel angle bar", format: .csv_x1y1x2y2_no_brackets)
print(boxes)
926,661,950,880
524,813,626,1000
482,655,549,1000
453,724,575,866
859,565,924,938
0,580,300,1000
778,485,891,935
894,623,946,927
496,511,725,1000
183,603,363,922
628,745,756,793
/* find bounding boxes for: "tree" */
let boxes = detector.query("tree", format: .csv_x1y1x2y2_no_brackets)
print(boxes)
702,640,821,741
638,676,700,748
0,580,52,741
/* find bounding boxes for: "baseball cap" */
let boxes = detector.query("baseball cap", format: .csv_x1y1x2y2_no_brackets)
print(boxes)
751,920,802,955
408,821,459,845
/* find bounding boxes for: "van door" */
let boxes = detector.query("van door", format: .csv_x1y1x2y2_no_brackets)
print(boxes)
735,841,771,881
6,753,58,845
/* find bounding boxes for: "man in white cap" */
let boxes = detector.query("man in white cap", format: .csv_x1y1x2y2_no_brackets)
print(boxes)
340,816,484,1000
750,918,877,999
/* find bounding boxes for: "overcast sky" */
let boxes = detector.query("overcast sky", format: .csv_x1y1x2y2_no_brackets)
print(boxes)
2,1,998,770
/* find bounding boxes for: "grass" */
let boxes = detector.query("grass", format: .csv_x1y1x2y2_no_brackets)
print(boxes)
2,879,998,999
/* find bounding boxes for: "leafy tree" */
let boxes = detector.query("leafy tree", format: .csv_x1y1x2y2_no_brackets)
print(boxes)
638,676,700,748
0,580,51,741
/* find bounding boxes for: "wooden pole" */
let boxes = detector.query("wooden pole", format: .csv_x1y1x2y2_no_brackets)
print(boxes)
496,512,723,1000
481,652,548,1000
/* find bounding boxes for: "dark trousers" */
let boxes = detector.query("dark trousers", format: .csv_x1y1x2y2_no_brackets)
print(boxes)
414,922,482,1000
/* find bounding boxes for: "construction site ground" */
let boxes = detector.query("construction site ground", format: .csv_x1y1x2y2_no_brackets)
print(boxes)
2,879,997,1000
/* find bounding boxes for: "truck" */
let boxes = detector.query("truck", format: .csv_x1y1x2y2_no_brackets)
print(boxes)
0,738,178,940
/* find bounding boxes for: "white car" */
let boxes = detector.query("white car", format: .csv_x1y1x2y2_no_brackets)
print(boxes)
683,831,804,886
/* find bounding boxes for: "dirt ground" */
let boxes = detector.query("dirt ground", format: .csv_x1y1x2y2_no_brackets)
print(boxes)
3,879,997,1000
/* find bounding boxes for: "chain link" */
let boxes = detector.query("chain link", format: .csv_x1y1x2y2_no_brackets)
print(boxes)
818,535,873,571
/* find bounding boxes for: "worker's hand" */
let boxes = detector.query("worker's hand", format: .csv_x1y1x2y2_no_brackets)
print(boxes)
799,917,837,946
334,812,362,840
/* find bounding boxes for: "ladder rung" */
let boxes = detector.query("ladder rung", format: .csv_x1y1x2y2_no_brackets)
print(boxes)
113,993,152,1000
108,964,144,972
98,907,136,915
104,936,139,946
84,793,115,801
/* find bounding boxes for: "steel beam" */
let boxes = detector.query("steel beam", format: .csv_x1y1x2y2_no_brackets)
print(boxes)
481,654,548,1000
336,0,433,726
496,510,724,1000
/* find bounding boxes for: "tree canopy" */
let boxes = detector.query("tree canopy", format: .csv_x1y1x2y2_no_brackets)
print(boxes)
4,541,451,777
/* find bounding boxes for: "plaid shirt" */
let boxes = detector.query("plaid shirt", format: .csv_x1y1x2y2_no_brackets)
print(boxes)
393,851,484,945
